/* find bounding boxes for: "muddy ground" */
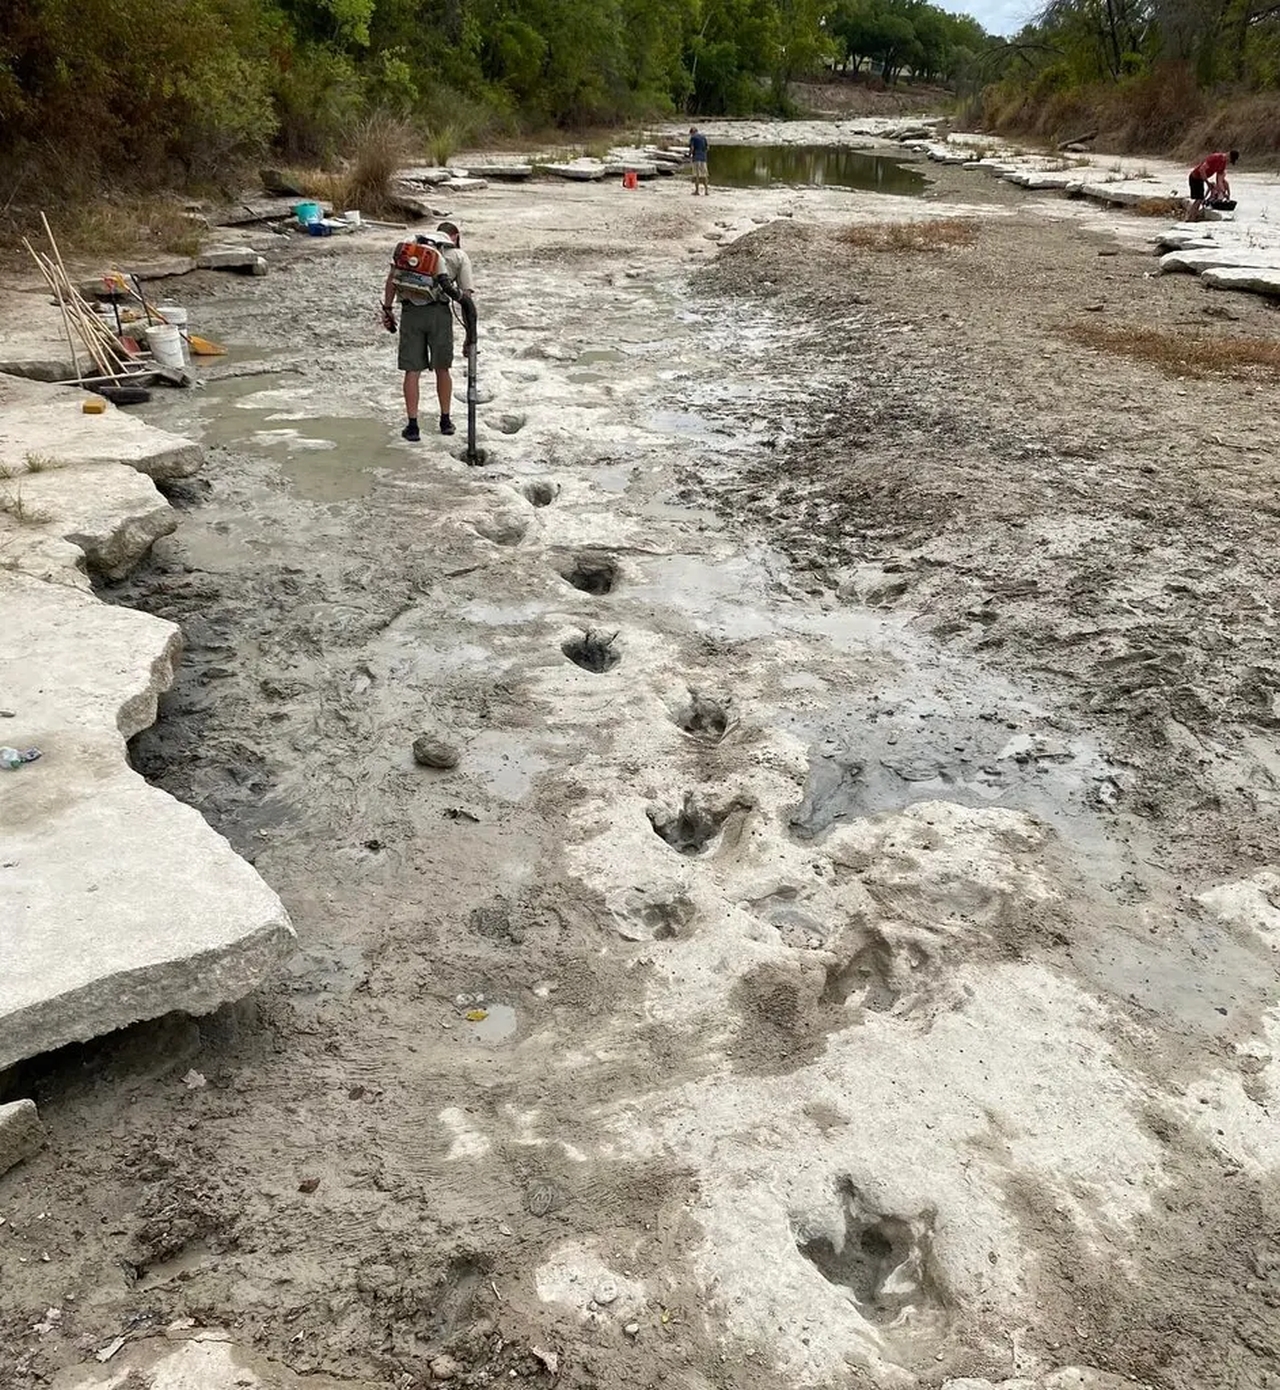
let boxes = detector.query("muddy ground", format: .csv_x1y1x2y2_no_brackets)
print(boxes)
3,157,1280,1390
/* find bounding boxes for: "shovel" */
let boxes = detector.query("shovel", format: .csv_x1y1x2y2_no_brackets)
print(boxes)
464,336,487,466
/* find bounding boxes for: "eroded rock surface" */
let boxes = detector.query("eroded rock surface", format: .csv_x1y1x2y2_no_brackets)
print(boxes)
0,370,292,1071
0,572,294,1069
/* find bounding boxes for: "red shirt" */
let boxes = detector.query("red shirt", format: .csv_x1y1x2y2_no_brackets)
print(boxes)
1193,152,1228,179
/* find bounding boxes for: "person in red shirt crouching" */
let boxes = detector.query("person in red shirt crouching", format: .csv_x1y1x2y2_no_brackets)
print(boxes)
1189,150,1239,217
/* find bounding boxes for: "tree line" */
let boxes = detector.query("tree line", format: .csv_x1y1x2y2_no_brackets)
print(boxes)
0,0,986,189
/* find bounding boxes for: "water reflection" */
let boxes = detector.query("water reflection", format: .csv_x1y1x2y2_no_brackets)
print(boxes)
710,144,926,195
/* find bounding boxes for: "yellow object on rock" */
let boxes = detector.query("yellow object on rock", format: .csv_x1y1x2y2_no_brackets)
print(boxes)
465,1009,489,1022
82,398,106,414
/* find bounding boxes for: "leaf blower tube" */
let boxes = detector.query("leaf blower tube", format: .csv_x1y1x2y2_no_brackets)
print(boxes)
459,294,482,465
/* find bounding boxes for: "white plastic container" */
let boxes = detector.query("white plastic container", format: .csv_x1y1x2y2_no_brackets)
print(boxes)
147,323,184,369
344,209,362,227
156,306,190,363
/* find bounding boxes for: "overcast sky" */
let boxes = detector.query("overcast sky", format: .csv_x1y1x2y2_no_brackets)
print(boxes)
939,0,1039,37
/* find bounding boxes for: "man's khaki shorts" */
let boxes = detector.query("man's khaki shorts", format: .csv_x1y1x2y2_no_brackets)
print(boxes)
692,161,709,179
398,300,453,372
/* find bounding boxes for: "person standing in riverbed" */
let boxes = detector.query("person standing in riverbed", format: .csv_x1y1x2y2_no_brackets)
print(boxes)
689,127,710,196
381,221,475,441
1188,149,1238,218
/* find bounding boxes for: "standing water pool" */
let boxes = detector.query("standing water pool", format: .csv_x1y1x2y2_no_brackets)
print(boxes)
709,144,926,195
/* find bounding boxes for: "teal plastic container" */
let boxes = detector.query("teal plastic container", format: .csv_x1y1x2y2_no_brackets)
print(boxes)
294,201,322,227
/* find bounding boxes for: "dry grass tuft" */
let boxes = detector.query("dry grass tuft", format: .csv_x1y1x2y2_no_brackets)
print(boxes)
842,218,979,253
345,114,415,213
1131,196,1184,218
2,197,204,266
1063,320,1280,378
426,123,461,166
295,113,416,217
0,484,52,525
296,170,347,204
24,452,66,473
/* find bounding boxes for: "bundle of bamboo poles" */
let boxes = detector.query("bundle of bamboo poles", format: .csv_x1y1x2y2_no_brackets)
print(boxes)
22,213,151,386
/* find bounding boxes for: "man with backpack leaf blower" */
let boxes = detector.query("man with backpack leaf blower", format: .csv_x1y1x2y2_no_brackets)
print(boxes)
381,221,477,450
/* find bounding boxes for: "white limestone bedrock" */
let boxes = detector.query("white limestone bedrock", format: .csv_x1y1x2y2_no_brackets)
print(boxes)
1202,264,1280,295
0,572,294,1069
0,373,200,481
0,373,202,586
0,376,295,1069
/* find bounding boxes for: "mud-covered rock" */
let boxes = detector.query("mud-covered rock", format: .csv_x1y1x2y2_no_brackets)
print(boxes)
413,734,461,769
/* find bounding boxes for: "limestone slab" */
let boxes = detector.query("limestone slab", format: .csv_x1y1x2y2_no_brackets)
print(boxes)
0,373,200,481
1155,231,1222,251
460,163,532,180
3,462,177,579
546,161,607,181
1160,246,1280,275
1076,181,1150,206
0,571,295,1070
0,1099,46,1177
604,161,659,179
1202,264,1280,296
196,245,267,273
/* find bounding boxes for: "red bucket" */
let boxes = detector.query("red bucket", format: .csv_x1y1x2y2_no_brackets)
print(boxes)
622,170,638,190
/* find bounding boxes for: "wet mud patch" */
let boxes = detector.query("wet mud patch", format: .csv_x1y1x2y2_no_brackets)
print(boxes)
728,959,830,1074
562,628,620,673
748,885,830,949
646,791,752,855
790,751,868,839
1008,1160,1280,1388
728,927,931,1074
126,1135,240,1275
795,1179,949,1334
675,690,732,743
559,552,618,595
820,929,917,1013
617,881,698,941
523,480,558,507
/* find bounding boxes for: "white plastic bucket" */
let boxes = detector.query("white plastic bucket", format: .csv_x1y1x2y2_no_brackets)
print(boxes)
147,323,184,370
155,308,189,364
344,209,362,227
157,306,189,363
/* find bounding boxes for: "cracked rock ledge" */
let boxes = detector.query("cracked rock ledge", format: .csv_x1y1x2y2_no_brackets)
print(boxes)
0,373,294,1074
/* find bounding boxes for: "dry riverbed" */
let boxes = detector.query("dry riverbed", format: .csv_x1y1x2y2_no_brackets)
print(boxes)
3,153,1280,1390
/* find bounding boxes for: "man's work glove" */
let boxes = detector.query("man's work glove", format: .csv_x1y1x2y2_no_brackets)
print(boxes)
380,304,397,333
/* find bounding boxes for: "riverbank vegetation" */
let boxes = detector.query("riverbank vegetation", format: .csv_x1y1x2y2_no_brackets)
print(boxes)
1,0,982,197
975,0,1280,157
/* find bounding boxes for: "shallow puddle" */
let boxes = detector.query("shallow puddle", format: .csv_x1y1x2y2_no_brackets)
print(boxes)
711,145,927,195
187,362,426,502
465,1002,517,1044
